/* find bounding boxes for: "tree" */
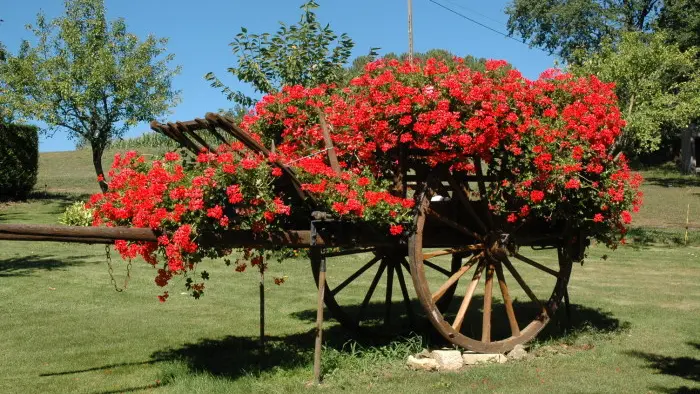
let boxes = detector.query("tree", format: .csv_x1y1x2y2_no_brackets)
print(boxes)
505,0,661,62
656,0,700,173
205,0,355,107
0,31,8,124
570,31,700,156
656,0,700,53
0,0,180,192
0,18,5,62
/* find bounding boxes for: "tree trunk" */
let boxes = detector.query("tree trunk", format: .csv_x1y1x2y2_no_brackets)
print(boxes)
680,125,697,175
91,143,109,193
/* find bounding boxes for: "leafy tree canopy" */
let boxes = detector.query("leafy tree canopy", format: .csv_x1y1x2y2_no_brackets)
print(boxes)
656,0,700,53
506,0,661,62
0,0,180,192
206,0,355,107
570,31,700,155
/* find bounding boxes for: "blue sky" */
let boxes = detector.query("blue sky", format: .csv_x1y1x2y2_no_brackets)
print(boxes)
1,0,556,152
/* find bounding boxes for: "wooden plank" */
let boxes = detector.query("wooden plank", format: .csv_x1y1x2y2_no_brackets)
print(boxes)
177,121,212,152
482,264,494,342
495,263,520,337
452,261,484,331
331,255,381,295
514,253,560,278
423,244,484,259
0,224,409,248
431,253,480,303
395,260,415,325
502,257,546,315
316,109,341,175
0,224,159,242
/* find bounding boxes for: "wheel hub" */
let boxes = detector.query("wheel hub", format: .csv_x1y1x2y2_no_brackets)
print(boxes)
484,232,517,262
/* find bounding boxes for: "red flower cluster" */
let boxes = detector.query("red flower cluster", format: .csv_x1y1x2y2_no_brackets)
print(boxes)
88,144,290,299
242,57,642,246
293,156,414,231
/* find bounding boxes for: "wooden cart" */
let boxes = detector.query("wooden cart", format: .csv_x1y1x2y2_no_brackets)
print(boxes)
0,113,584,362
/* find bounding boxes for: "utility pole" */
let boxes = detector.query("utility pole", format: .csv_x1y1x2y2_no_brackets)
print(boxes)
408,0,414,62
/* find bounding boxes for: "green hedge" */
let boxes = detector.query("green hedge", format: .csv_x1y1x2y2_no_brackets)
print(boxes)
0,123,39,200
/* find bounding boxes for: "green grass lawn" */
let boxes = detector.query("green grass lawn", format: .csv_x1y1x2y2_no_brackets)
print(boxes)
0,151,698,393
634,163,700,230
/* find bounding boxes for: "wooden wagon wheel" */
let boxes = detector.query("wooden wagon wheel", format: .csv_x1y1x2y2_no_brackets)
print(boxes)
310,244,471,335
408,169,575,353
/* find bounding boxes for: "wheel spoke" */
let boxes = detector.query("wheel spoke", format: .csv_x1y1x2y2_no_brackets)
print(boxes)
432,252,481,303
400,258,411,274
446,171,489,233
494,262,520,337
426,207,483,240
384,261,395,326
357,260,387,321
482,264,495,342
452,260,485,331
331,255,381,296
395,258,415,324
514,253,560,278
423,244,484,260
423,259,452,276
501,257,547,315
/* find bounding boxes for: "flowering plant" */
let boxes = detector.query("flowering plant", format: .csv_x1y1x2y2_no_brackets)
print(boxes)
242,58,642,246
88,146,413,300
88,58,642,300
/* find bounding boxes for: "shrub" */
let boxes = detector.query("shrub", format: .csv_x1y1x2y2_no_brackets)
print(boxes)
59,201,94,226
0,123,39,200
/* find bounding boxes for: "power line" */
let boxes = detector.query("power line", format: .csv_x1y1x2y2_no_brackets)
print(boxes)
442,0,507,26
427,0,530,46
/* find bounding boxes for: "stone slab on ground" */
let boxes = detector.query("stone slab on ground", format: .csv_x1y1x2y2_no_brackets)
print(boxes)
430,349,463,370
507,344,528,360
462,352,507,365
406,355,439,371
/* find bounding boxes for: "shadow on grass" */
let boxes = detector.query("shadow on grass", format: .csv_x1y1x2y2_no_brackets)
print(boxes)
291,296,629,347
0,191,89,223
36,299,627,391
43,326,396,392
45,361,166,394
625,227,700,248
149,326,370,380
40,360,165,377
95,385,164,394
133,299,628,384
0,254,92,277
628,342,700,394
28,190,91,201
644,176,700,188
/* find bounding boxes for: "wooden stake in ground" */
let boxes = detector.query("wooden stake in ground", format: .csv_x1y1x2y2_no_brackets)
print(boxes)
686,203,690,246
259,257,265,350
311,247,325,385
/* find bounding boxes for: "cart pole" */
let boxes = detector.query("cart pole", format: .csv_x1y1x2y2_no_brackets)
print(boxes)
311,220,325,385
312,248,325,385
259,258,265,350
